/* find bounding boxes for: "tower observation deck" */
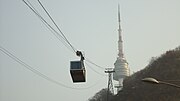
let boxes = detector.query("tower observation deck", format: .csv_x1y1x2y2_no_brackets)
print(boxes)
113,5,130,89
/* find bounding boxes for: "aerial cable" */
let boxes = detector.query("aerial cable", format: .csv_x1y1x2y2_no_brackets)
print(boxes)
37,0,76,53
85,62,107,76
23,0,106,74
0,45,104,90
86,58,105,70
22,0,74,53
30,0,105,70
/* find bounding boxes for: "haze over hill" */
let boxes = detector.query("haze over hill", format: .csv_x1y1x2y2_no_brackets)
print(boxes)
89,46,180,101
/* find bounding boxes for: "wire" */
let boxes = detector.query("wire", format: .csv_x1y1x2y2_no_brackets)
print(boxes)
37,0,77,53
24,0,105,69
85,62,107,76
86,58,105,70
22,0,106,75
0,45,103,90
23,0,75,53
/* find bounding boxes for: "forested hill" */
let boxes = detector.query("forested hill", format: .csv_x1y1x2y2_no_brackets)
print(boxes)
89,46,180,101
113,46,180,101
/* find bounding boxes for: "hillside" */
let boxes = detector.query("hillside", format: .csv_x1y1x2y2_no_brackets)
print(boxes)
89,46,180,101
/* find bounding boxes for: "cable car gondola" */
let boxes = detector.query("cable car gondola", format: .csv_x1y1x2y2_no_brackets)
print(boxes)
70,51,86,83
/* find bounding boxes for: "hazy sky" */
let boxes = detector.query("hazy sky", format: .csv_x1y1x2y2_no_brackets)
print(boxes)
0,0,180,101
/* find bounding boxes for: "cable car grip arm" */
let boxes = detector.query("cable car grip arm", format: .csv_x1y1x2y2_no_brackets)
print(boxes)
76,51,85,61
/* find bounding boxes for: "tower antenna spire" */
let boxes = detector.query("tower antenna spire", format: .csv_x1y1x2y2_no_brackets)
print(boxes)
117,4,124,58
118,4,121,23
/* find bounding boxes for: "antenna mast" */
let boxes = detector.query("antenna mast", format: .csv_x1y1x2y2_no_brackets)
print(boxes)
118,4,124,58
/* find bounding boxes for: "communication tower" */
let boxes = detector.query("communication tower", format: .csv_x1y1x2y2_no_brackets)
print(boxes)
113,5,130,92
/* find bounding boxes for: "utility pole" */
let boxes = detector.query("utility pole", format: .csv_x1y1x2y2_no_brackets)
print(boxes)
105,68,115,101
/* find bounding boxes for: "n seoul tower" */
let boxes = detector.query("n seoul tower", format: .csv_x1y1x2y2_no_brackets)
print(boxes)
113,5,130,91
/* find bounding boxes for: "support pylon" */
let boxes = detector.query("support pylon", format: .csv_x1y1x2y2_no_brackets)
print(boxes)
105,68,115,101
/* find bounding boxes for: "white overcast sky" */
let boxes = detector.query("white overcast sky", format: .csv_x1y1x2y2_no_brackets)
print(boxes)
0,0,180,101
